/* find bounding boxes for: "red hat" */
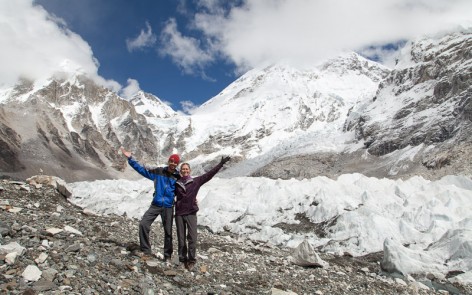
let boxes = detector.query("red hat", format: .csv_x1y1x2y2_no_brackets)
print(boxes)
168,154,180,164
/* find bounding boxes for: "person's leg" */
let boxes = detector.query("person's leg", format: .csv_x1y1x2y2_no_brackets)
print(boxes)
175,215,188,263
161,207,174,259
139,205,161,254
186,214,198,263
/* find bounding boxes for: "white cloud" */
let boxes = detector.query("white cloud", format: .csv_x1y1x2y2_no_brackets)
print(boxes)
120,79,141,100
126,21,157,52
169,0,472,72
180,100,198,114
159,18,214,75
0,0,120,91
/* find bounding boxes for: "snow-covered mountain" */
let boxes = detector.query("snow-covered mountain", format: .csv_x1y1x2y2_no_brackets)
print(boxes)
0,30,470,181
345,30,472,177
0,76,161,181
160,53,390,176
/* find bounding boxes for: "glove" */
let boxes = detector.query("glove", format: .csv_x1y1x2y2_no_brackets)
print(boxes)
220,156,230,165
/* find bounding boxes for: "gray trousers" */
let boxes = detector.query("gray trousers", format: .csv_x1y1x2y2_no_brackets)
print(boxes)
175,214,197,263
139,204,174,258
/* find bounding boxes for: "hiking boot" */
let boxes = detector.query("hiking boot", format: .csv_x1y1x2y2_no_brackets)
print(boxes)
140,252,158,261
163,256,172,266
186,261,196,272
181,261,188,269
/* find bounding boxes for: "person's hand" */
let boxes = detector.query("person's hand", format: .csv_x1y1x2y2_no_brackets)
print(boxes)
220,156,230,165
120,146,132,158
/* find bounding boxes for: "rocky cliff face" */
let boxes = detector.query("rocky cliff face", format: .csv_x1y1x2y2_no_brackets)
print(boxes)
350,30,472,175
353,31,471,153
0,109,23,172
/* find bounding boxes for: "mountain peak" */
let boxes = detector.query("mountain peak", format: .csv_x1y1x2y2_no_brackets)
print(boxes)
129,91,177,119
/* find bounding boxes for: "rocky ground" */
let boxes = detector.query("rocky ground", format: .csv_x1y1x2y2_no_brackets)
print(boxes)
1,177,471,295
250,142,472,182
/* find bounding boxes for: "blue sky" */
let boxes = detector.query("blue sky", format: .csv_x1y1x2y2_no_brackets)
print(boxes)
34,0,240,112
1,0,471,112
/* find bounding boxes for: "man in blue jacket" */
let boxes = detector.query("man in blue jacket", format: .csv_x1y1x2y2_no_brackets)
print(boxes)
120,147,180,261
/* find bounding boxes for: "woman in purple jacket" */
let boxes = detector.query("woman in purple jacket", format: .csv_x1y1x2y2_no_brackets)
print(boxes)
175,156,230,271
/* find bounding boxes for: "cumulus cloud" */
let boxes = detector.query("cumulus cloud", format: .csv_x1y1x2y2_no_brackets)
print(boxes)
126,21,157,52
180,100,198,114
159,18,215,75
165,0,472,72
3,0,470,94
0,0,120,90
120,79,141,100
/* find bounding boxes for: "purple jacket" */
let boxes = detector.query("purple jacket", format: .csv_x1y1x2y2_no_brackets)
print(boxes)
175,162,224,216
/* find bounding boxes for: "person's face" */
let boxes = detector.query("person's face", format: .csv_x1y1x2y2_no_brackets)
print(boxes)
180,164,191,177
168,159,178,172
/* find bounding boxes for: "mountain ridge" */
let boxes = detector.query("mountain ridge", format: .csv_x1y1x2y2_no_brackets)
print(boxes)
0,30,471,182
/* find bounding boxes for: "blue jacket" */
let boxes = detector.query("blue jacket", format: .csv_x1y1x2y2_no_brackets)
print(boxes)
127,157,180,208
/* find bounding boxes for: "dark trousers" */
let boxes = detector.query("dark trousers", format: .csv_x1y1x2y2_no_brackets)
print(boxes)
175,214,197,263
139,204,174,258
